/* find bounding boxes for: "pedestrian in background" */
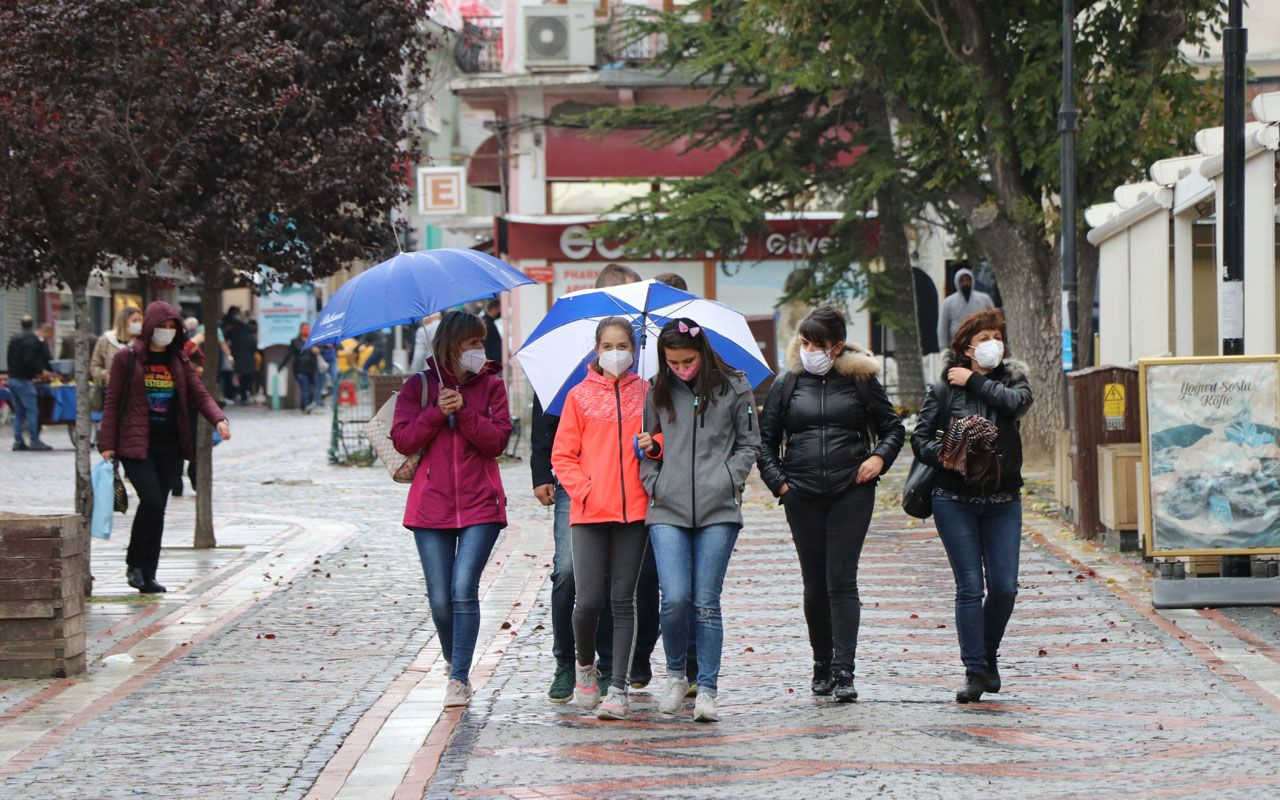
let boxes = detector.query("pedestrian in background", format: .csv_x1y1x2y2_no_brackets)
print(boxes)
391,310,512,708
758,307,904,702
231,318,259,404
531,263,640,704
551,316,651,720
6,316,55,451
482,299,503,366
219,306,244,402
279,322,320,413
911,308,1032,704
936,268,995,350
99,302,230,594
641,317,761,723
91,306,142,415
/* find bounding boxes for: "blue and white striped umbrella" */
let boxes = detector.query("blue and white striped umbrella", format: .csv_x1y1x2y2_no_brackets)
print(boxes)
515,279,771,414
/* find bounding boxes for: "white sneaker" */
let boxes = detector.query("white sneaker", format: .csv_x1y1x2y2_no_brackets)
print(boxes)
443,678,472,708
659,676,690,715
693,691,719,723
597,686,629,720
574,663,601,710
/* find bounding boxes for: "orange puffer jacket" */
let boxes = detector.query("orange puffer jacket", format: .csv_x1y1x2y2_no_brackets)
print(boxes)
551,368,650,526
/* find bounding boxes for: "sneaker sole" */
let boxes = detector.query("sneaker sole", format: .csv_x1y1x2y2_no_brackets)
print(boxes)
574,694,600,711
443,699,471,708
693,712,719,723
547,693,574,705
597,707,626,720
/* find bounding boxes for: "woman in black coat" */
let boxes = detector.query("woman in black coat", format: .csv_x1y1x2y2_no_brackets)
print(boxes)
910,308,1032,704
758,307,905,702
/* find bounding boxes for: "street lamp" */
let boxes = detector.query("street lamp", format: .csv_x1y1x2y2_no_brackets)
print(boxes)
1221,0,1246,356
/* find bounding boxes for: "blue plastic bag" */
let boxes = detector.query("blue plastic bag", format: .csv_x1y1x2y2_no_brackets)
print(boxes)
91,459,116,540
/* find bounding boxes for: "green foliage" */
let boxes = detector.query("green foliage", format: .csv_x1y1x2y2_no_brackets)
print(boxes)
590,0,1222,295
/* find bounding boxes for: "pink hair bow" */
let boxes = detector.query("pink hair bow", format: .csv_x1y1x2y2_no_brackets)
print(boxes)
678,321,701,337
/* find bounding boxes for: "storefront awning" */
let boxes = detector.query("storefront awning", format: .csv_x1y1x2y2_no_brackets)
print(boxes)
499,213,844,262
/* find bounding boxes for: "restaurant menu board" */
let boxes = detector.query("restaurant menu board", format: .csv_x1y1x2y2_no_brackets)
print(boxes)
1140,356,1280,556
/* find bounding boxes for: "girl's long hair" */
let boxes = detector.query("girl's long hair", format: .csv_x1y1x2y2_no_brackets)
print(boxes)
113,305,141,341
650,318,740,421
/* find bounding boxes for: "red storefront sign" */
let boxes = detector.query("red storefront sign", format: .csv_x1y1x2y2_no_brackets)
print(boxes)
523,265,555,283
503,216,844,262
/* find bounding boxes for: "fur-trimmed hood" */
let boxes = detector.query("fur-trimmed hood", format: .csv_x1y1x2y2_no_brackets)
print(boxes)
940,349,1028,382
785,336,881,378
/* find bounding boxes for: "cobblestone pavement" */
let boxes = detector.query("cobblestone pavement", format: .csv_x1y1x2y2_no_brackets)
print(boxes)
2,408,1280,799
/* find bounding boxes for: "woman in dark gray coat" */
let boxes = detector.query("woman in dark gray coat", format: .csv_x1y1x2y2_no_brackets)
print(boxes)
640,318,761,723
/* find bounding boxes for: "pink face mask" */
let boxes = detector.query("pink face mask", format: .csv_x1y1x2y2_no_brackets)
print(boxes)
670,357,701,382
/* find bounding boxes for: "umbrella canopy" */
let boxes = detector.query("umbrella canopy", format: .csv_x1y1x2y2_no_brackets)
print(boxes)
306,249,534,347
515,279,771,415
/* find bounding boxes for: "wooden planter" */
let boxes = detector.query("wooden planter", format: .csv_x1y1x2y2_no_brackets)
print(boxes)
0,514,87,678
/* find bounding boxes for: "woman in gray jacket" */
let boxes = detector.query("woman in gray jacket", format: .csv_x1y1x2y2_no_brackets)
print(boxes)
640,318,761,723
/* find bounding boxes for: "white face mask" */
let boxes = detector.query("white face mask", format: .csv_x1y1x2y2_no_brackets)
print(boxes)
972,339,1004,369
598,349,633,377
127,322,142,337
459,348,488,374
152,328,177,348
799,347,834,376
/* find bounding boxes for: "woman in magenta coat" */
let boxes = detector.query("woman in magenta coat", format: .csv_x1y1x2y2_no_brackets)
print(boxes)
391,310,512,709
100,301,230,594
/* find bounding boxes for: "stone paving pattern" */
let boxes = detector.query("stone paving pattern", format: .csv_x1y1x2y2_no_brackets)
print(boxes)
1,408,1279,799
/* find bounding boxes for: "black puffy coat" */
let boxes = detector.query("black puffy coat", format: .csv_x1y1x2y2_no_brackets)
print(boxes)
910,351,1033,497
758,338,906,499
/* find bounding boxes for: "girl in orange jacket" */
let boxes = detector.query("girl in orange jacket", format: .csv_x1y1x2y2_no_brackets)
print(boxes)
551,316,653,720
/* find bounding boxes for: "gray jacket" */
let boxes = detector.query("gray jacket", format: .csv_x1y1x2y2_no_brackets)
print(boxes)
640,372,762,528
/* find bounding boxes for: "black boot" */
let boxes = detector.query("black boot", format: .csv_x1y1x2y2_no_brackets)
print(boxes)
832,667,858,703
984,657,1002,693
141,569,167,594
126,567,147,591
956,671,986,704
811,661,834,696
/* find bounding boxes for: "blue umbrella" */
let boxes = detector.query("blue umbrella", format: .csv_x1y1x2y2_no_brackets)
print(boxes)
305,249,534,347
514,279,772,415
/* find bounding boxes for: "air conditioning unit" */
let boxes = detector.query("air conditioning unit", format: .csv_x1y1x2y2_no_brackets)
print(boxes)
522,4,596,71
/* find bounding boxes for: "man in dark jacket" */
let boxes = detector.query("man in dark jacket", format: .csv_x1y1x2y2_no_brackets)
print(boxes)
482,299,503,366
6,316,55,451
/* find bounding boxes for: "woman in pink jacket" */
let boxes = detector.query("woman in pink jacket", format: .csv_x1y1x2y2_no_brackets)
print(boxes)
391,310,512,708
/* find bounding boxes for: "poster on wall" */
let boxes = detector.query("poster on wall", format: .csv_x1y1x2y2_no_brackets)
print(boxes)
1140,356,1280,556
257,285,315,348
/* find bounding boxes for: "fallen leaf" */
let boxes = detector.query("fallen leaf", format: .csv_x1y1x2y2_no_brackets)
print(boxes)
909,613,920,619
744,646,755,652
1038,649,1049,656
500,621,513,629
264,633,277,640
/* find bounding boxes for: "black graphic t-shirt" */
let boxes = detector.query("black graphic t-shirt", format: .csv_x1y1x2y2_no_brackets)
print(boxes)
144,351,178,441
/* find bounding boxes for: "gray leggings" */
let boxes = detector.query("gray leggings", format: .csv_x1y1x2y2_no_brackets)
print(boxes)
571,522,649,690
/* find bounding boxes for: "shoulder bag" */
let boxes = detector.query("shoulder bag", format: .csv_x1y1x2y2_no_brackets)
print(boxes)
901,382,951,519
367,371,431,483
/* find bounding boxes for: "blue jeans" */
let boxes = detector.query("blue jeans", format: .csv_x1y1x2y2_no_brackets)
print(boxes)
933,496,1022,675
413,524,501,683
8,377,40,445
550,485,612,671
295,372,314,410
649,523,740,695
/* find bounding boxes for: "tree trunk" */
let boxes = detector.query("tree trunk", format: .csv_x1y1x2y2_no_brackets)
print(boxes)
193,281,220,549
873,195,927,410
70,282,95,594
863,86,926,410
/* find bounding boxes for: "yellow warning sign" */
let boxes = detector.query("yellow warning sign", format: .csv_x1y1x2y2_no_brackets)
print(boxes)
1103,383,1125,418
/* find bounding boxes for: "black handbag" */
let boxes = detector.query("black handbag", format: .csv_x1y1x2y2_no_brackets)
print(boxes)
901,383,951,519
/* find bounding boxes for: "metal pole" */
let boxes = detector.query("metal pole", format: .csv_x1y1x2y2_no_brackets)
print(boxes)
1059,0,1079,444
1222,0,1249,577
1221,0,1246,356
